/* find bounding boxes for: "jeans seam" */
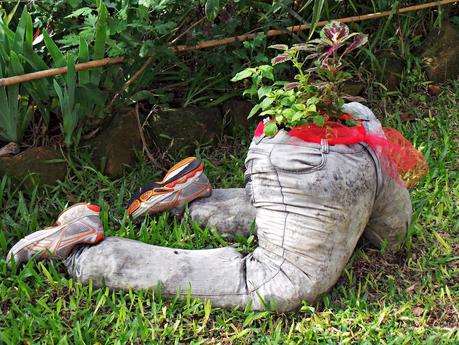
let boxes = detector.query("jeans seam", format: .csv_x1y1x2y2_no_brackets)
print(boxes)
246,147,286,294
249,160,255,203
360,143,381,201
247,258,286,294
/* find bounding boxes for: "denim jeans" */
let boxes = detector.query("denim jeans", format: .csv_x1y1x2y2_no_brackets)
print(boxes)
65,103,412,311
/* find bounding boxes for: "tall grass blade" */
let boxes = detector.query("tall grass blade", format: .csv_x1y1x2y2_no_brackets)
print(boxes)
309,0,326,39
91,1,108,85
78,37,90,84
43,30,65,67
12,6,27,54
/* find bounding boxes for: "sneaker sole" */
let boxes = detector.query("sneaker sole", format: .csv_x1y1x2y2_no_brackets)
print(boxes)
7,216,103,264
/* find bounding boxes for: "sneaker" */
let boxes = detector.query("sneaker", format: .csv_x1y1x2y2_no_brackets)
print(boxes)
7,203,104,267
55,202,99,226
127,157,212,219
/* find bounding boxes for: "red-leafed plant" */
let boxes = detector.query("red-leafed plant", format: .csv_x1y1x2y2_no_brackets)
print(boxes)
231,21,368,136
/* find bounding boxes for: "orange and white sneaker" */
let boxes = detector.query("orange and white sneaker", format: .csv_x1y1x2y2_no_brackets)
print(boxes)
127,157,212,220
7,203,104,267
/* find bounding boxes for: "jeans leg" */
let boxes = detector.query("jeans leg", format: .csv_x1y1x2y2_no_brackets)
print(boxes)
363,170,412,250
188,188,256,237
342,102,412,250
65,236,312,311
65,237,252,307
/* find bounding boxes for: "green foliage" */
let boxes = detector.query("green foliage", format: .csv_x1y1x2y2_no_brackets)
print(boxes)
0,3,110,146
0,7,39,143
0,51,33,143
53,57,80,147
205,0,221,21
232,22,367,136
16,0,352,110
0,0,448,146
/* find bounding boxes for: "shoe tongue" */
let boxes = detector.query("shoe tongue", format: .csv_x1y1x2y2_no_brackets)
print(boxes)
162,157,197,182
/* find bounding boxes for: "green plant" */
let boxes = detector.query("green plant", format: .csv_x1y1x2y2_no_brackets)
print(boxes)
232,21,368,137
50,1,109,147
0,0,448,147
0,4,109,145
53,57,80,147
0,52,34,143
0,6,44,143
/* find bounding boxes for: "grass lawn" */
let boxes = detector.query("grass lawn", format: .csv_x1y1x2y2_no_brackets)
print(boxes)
0,84,458,344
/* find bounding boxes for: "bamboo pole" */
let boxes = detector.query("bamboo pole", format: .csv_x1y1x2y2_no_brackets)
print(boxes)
0,0,457,87
174,0,459,52
0,57,124,87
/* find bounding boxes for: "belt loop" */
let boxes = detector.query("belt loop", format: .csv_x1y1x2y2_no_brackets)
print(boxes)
321,139,329,154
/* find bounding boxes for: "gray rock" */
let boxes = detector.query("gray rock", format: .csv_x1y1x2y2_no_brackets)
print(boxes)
85,108,142,177
341,82,364,97
0,142,20,157
146,107,223,155
378,51,404,91
422,21,459,83
221,99,257,134
0,146,67,186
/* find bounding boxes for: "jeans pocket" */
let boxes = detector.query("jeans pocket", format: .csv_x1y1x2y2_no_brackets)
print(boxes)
245,144,272,174
269,143,326,173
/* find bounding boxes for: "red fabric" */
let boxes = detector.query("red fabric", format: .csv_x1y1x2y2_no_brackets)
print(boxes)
254,121,266,137
254,120,428,188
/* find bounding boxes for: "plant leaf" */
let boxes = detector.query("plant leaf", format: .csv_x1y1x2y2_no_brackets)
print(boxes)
309,0,325,39
268,44,288,51
231,68,253,82
313,115,325,127
258,65,274,80
91,0,108,85
257,86,272,99
12,7,28,54
264,121,278,137
205,0,220,22
260,96,274,110
78,37,90,84
248,104,261,118
94,1,107,60
340,33,368,58
284,82,299,90
43,30,65,67
65,7,93,19
271,53,291,65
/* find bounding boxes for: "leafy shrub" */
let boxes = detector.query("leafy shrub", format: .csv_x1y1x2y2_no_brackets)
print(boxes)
0,0,445,146
232,21,368,136
0,2,109,146
0,7,49,143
